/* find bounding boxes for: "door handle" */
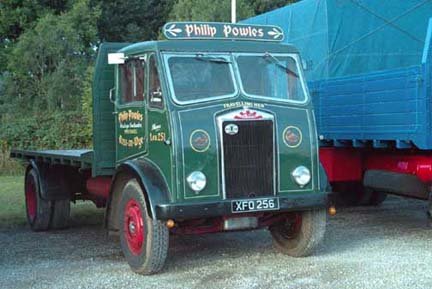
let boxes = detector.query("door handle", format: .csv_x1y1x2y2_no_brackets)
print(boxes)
109,87,116,103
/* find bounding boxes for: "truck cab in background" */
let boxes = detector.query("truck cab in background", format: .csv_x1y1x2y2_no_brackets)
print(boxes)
11,22,329,274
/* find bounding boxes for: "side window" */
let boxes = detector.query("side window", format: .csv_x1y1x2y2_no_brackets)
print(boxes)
119,59,145,104
148,55,164,109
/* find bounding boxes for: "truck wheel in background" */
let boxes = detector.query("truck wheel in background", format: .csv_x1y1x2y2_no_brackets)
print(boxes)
330,182,387,206
119,179,169,275
50,199,70,229
25,168,52,231
330,182,365,206
269,209,326,257
365,189,387,206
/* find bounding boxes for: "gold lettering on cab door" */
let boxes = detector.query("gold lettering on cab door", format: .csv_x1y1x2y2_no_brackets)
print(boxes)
150,132,166,142
118,110,144,148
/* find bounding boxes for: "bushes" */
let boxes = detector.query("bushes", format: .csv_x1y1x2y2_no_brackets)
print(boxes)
0,111,92,175
1,111,92,150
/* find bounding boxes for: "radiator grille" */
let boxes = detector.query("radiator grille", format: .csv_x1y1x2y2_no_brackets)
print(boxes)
222,120,274,199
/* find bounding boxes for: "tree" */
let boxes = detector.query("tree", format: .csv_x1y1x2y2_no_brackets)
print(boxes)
2,0,100,112
251,0,298,15
169,0,254,22
0,0,71,72
96,0,173,42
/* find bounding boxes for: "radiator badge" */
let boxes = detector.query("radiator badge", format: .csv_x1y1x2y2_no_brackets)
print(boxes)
234,109,263,120
190,129,211,152
283,126,302,148
224,123,239,136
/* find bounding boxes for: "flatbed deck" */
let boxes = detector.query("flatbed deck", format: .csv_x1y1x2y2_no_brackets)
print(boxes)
10,149,93,169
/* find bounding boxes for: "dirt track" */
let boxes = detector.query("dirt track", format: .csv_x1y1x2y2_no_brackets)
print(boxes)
1,196,432,289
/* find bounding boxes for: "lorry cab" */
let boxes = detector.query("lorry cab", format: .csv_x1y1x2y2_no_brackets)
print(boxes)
12,22,329,275
113,39,323,203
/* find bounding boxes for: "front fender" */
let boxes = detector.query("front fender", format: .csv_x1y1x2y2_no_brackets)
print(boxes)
115,159,171,219
319,162,331,193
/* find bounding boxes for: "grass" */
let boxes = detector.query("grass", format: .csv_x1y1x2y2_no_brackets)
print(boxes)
0,152,25,176
0,175,27,227
0,175,103,229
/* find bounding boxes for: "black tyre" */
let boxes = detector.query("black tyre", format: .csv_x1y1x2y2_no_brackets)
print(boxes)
368,191,387,206
269,209,326,257
50,199,70,229
119,179,169,275
25,168,52,231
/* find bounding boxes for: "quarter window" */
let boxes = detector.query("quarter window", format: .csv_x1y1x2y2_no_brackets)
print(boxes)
148,55,164,109
120,59,145,104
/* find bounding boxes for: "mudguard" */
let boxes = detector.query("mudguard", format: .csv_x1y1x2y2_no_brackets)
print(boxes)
114,158,171,219
319,162,331,193
26,160,71,201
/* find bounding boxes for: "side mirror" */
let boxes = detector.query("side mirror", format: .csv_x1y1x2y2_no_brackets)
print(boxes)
109,87,116,103
108,53,126,64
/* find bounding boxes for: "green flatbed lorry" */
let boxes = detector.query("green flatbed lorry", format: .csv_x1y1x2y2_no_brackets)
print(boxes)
11,22,330,275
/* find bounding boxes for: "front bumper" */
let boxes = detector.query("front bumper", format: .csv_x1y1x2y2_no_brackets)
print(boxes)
155,192,327,220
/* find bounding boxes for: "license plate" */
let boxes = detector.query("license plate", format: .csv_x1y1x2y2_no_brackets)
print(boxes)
231,197,280,213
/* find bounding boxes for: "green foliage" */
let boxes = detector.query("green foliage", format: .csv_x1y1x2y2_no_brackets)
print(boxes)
0,111,92,150
250,0,297,15
0,111,92,174
0,0,71,72
169,0,254,22
96,0,173,42
81,65,94,144
3,0,100,112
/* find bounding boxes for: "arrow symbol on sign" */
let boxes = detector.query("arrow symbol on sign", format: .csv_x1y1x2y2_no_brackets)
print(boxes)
267,28,283,39
165,24,182,37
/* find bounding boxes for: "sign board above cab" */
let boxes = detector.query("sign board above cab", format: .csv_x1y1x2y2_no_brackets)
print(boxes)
162,22,284,42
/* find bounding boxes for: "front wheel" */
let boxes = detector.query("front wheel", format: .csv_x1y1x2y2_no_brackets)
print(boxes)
119,179,169,275
269,209,326,257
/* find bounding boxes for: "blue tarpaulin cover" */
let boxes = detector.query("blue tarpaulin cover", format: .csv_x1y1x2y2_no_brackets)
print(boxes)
244,0,432,80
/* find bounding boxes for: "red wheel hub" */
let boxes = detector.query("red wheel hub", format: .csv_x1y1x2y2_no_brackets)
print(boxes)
25,176,37,221
123,199,145,255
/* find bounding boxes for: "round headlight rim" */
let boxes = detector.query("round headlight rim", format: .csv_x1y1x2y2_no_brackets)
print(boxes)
186,171,207,193
291,165,311,187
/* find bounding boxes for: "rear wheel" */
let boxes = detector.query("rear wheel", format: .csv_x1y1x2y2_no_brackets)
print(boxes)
25,169,51,231
51,199,70,229
119,179,169,275
367,190,387,206
269,209,326,257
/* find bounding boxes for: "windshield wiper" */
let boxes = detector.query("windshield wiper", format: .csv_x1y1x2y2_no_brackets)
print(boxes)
195,54,231,64
263,52,299,78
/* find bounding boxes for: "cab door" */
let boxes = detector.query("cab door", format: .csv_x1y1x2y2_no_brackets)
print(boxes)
115,57,148,162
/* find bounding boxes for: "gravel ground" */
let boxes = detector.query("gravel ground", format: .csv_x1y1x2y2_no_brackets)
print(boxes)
1,196,432,289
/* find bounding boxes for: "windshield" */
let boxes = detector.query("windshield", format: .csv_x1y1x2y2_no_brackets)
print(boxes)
236,54,306,103
165,54,236,104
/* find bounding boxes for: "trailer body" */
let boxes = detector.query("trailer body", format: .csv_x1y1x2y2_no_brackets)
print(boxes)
245,0,432,202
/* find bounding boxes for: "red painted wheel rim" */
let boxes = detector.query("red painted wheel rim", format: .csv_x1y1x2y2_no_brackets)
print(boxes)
25,175,37,222
123,199,145,255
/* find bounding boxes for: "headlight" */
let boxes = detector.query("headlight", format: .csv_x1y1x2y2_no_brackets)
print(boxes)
186,171,207,192
292,166,311,186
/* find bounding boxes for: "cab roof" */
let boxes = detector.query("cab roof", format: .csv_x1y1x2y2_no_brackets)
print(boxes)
119,40,299,55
